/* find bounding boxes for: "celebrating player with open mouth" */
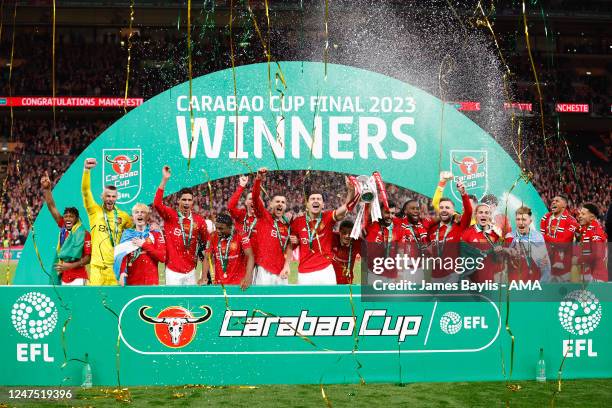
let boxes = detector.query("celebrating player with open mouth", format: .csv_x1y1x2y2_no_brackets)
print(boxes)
461,203,503,283
82,158,132,285
41,171,91,286
251,168,292,285
154,165,209,285
290,177,356,285
201,213,255,289
228,174,258,239
540,195,579,282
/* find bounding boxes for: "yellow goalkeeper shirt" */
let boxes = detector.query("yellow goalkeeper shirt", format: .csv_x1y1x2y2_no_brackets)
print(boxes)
81,170,132,268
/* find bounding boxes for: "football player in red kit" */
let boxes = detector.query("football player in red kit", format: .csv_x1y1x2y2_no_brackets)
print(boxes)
118,204,166,286
428,180,472,283
364,202,403,282
201,213,255,289
576,203,608,282
540,195,579,282
332,220,362,284
228,175,258,239
154,166,209,285
290,178,356,285
250,168,292,285
461,203,503,283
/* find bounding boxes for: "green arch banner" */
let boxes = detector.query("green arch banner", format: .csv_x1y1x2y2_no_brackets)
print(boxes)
15,61,545,284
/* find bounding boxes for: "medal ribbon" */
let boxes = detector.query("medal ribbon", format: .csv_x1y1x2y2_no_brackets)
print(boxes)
273,216,291,252
305,212,322,250
103,207,119,247
547,214,561,238
128,226,150,267
178,211,194,249
380,222,393,258
517,232,532,270
217,228,235,276
344,242,353,279
243,214,257,238
435,222,453,257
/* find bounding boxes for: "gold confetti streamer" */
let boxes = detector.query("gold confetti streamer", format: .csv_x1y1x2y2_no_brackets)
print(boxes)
320,381,333,408
229,0,240,160
123,0,135,115
101,295,124,388
521,0,546,146
186,0,195,169
51,0,56,134
323,0,329,80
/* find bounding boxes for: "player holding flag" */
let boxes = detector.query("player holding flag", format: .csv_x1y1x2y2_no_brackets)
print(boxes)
154,165,208,285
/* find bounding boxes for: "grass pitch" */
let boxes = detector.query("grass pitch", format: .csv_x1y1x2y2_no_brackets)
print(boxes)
2,380,611,407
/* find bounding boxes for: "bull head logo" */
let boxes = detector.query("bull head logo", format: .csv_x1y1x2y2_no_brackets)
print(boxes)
105,154,139,175
139,305,212,347
452,155,485,175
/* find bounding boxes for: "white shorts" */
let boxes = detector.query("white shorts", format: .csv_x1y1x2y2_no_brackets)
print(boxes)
297,264,337,285
254,266,288,285
165,267,197,286
62,278,86,286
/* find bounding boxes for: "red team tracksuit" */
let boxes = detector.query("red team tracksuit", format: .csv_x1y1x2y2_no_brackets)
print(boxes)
121,230,166,285
461,225,502,283
208,232,252,285
331,232,361,284
428,194,473,281
577,220,608,281
540,210,579,279
56,219,91,284
154,188,209,275
251,178,291,278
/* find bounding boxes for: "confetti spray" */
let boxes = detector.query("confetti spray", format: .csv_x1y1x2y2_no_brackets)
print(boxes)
123,0,136,115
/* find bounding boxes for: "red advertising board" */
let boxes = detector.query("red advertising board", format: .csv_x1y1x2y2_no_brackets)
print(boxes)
0,96,143,108
555,103,589,113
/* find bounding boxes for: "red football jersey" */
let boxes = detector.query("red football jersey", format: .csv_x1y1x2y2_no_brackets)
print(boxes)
331,232,361,284
540,210,579,276
122,230,166,285
208,232,252,285
364,219,403,279
56,219,91,283
578,220,608,281
291,210,336,273
154,188,208,273
228,185,258,238
398,216,431,257
251,178,290,274
429,193,473,278
461,225,502,283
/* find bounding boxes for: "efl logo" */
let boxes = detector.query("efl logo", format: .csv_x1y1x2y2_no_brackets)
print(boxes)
449,150,488,201
102,148,142,204
559,290,602,358
12,292,58,363
139,306,212,348
439,311,489,335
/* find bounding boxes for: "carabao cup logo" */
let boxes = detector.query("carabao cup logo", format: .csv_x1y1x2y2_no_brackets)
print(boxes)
11,292,58,340
440,311,462,335
102,148,142,205
139,306,212,348
450,150,488,201
558,290,602,336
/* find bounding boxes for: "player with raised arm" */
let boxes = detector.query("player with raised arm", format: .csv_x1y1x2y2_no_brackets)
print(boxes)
81,158,132,285
576,203,608,282
114,204,166,286
228,175,258,238
290,178,356,285
540,195,579,282
250,168,292,285
154,165,208,285
41,172,91,286
200,213,255,289
428,180,473,283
